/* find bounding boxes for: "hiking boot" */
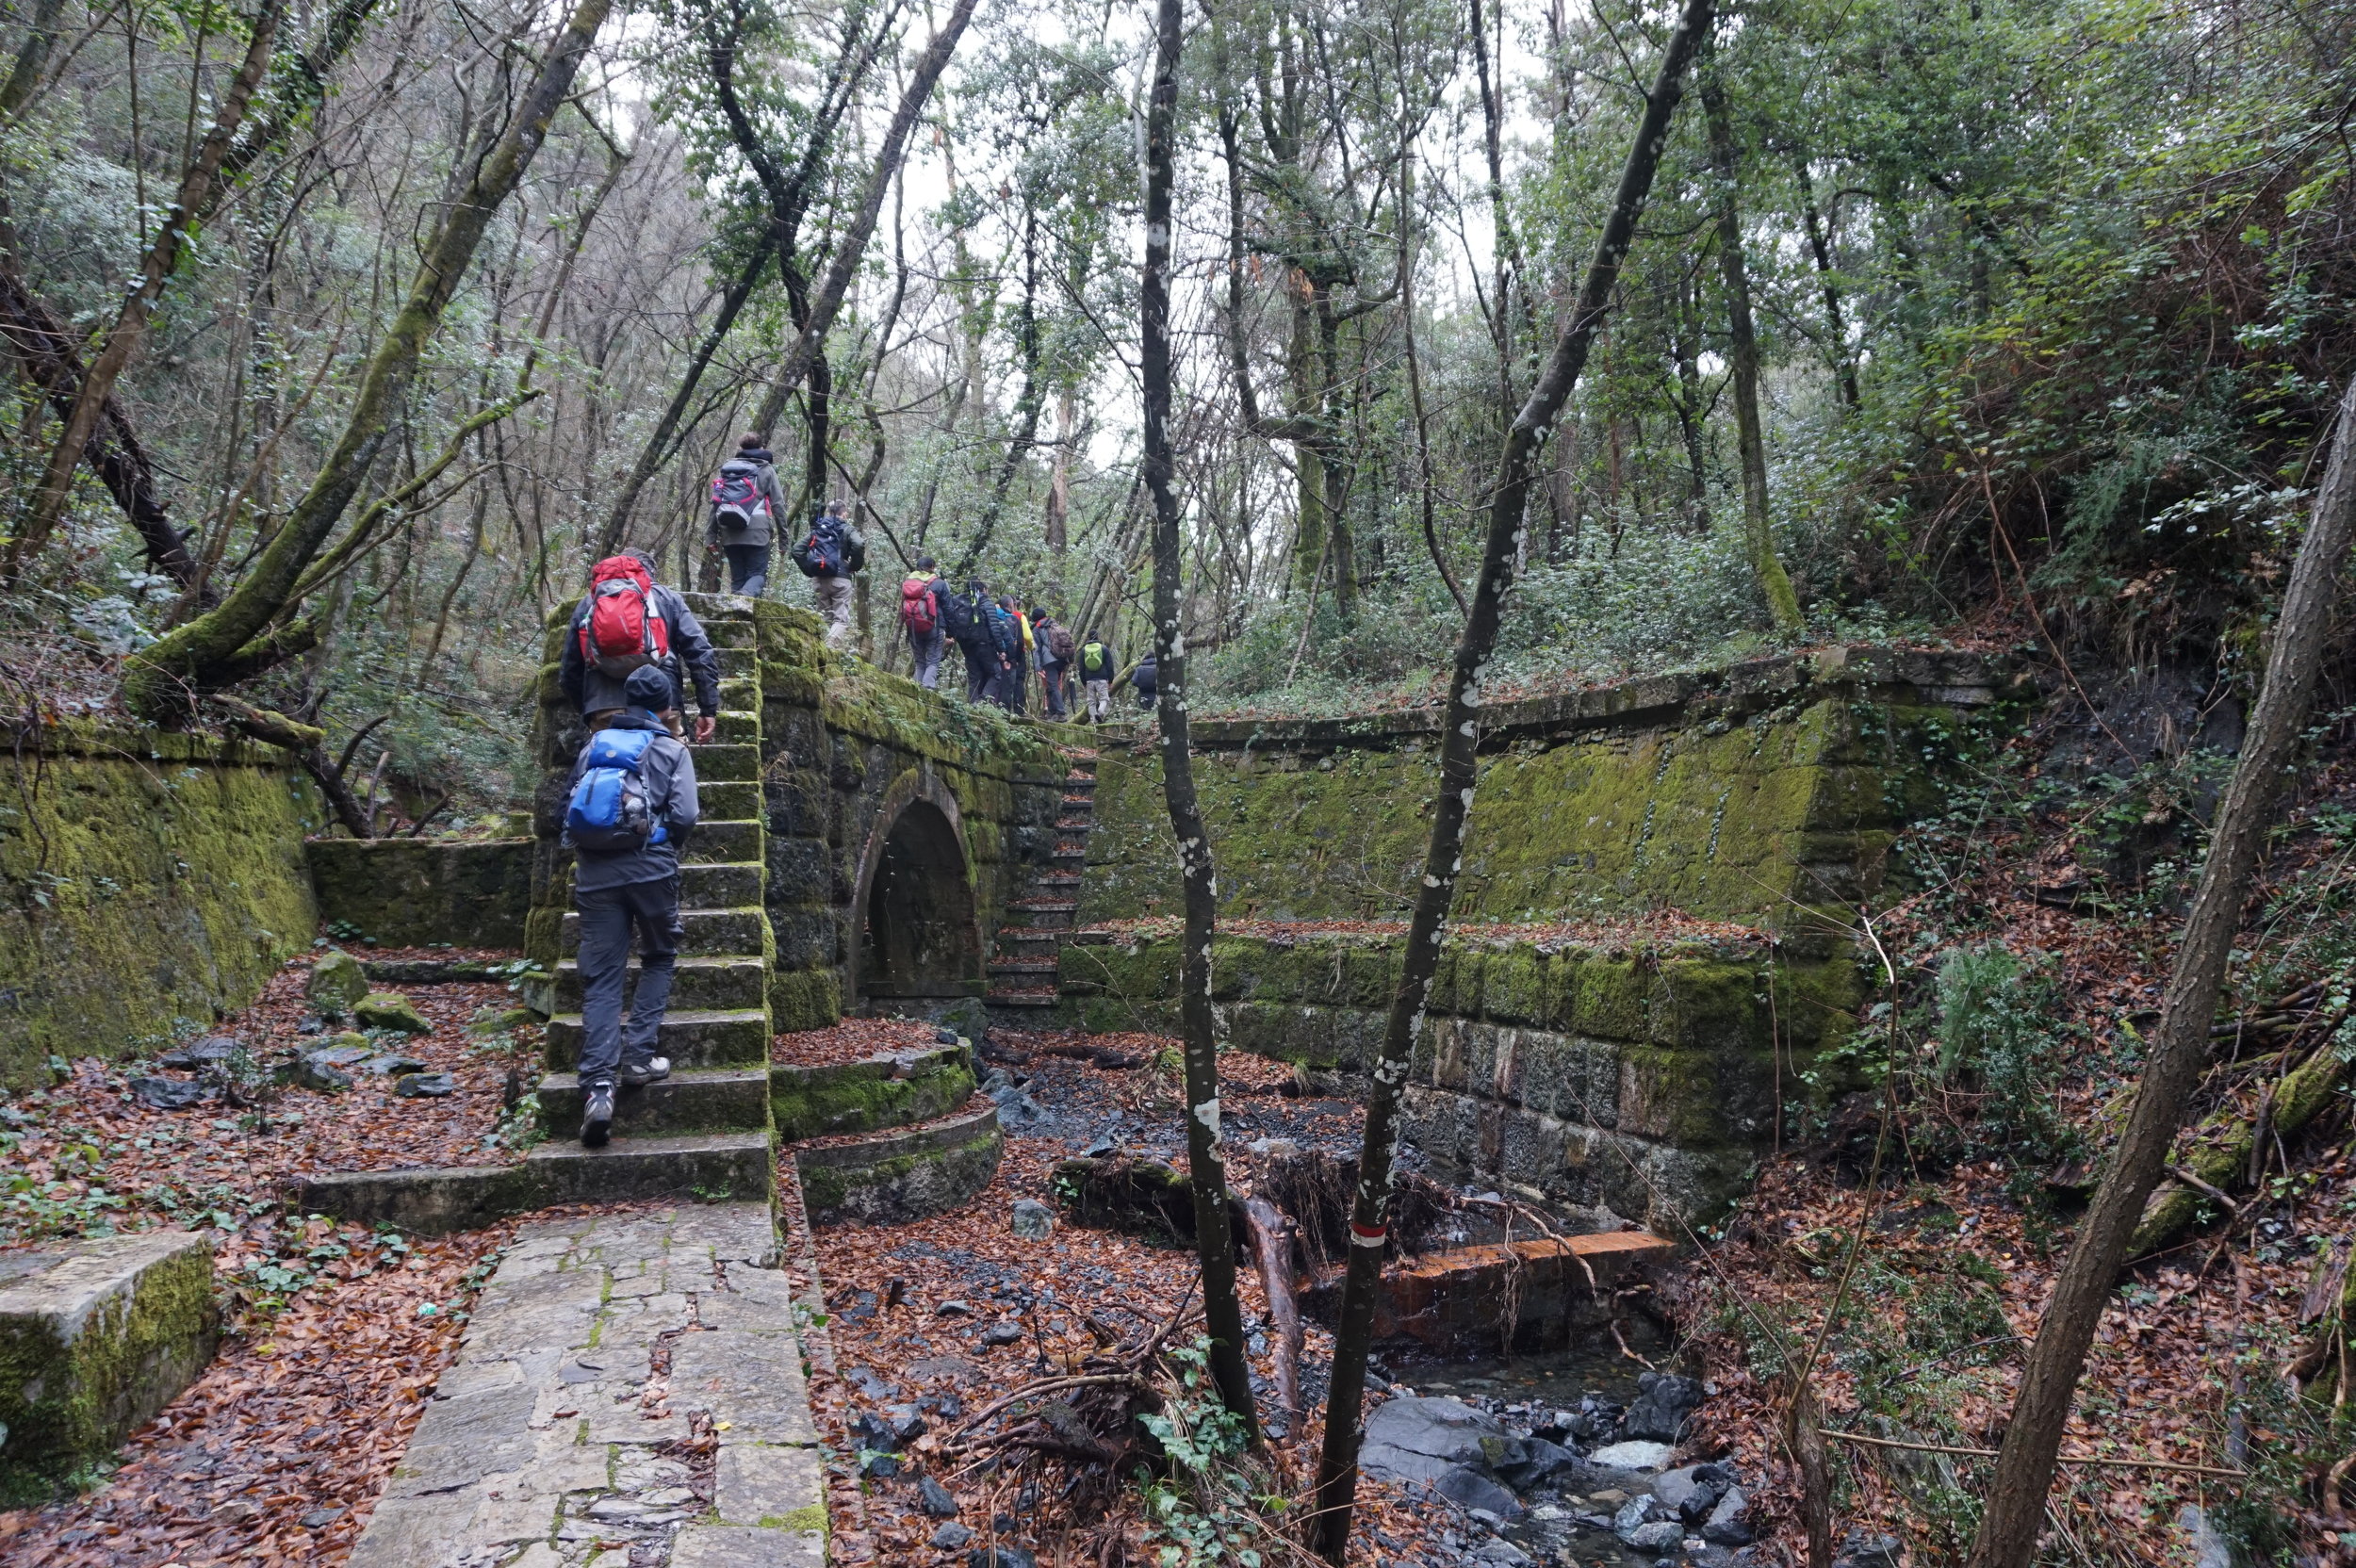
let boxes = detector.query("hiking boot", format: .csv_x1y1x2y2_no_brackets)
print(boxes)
619,1055,671,1087
581,1082,615,1147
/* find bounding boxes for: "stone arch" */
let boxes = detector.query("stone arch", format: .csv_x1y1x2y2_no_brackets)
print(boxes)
847,768,985,1008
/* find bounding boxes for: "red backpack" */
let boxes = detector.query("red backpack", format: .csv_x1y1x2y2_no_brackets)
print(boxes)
581,556,671,678
899,575,940,635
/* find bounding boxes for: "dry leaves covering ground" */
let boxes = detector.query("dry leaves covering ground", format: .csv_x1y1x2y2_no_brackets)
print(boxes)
790,1023,1468,1568
0,950,548,1565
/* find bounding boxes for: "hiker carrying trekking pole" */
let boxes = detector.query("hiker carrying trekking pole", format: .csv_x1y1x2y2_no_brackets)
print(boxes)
561,664,699,1146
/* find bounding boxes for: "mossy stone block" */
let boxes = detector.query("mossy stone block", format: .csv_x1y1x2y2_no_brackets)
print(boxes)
0,1230,218,1500
1572,961,1647,1040
354,992,431,1034
1648,961,1765,1052
307,948,368,1013
770,970,841,1034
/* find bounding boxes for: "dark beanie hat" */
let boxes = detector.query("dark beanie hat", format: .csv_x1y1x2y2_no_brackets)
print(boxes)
624,666,671,708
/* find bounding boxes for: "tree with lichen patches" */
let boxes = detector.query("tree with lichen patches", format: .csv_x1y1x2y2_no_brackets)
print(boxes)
1305,0,1718,1555
1140,0,1255,1438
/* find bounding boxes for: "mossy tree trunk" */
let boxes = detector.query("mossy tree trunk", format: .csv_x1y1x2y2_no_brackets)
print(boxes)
8,0,281,579
1965,378,2356,1568
1701,52,1801,633
1307,0,1716,1553
123,0,616,721
1142,0,1257,1440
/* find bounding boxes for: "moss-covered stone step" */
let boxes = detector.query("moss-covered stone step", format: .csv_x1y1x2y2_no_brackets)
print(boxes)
696,779,762,822
0,1230,218,1502
685,820,764,864
559,906,772,959
711,708,761,743
691,742,761,782
988,958,1059,981
795,1102,1002,1227
364,956,532,985
1004,901,1078,930
544,1006,770,1069
536,1067,771,1135
998,927,1062,951
712,645,758,679
771,1043,973,1142
295,1132,774,1235
679,860,763,909
555,956,767,1013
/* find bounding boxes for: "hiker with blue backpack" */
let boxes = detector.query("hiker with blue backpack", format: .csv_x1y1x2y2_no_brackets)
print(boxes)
708,435,790,596
791,498,865,648
987,594,1028,713
562,664,700,1147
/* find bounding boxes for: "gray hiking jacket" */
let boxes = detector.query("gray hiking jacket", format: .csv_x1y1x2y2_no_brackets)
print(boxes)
559,582,722,717
566,709,702,892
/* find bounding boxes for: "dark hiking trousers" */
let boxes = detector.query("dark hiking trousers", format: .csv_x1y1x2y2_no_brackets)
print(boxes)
724,543,772,596
959,639,997,702
574,874,683,1088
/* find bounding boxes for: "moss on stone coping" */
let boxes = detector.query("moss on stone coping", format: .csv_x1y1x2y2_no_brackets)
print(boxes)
770,1047,974,1141
0,1232,219,1498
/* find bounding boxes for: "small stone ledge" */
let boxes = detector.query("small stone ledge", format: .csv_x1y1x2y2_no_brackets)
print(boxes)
293,1133,774,1235
795,1100,1004,1226
0,1229,218,1498
770,1042,975,1141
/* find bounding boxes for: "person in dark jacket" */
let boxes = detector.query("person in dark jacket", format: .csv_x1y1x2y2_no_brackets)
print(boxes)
558,548,721,743
988,595,1027,713
1132,650,1158,711
564,665,700,1145
950,580,999,703
710,433,790,596
1034,608,1072,718
1075,635,1118,723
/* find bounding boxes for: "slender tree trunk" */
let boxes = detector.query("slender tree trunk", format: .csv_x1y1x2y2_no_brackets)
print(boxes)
1965,377,2356,1565
1307,0,1716,1553
952,204,1043,578
9,0,281,578
1142,0,1256,1438
0,0,70,120
763,0,978,412
125,0,616,718
593,232,778,559
1046,386,1072,557
1792,157,1859,409
1701,58,1800,630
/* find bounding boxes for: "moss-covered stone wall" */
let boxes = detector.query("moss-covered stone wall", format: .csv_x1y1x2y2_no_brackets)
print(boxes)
521,596,1068,1034
1081,645,2004,933
0,724,321,1086
306,838,531,949
1061,925,1864,1226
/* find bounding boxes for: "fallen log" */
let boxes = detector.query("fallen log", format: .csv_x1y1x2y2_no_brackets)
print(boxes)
1239,1194,1304,1432
2130,1043,2348,1255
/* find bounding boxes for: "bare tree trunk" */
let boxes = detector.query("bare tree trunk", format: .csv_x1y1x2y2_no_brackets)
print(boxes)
1965,377,2356,1565
125,0,616,718
1307,0,1716,1554
1701,57,1800,630
9,0,281,578
952,204,1043,579
1792,157,1859,409
0,0,70,120
762,0,978,412
592,232,777,559
1142,0,1256,1439
1241,1194,1303,1432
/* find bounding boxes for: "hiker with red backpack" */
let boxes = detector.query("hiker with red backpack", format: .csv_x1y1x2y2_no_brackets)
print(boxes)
561,664,698,1146
791,499,865,647
708,434,790,596
899,554,948,689
559,549,722,744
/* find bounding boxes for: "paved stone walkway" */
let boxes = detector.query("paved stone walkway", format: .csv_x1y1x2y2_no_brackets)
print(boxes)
348,1203,825,1568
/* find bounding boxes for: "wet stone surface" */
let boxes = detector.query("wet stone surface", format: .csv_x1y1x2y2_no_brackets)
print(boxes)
347,1203,825,1568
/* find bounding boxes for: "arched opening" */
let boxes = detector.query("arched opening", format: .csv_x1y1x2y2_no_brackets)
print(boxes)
854,796,983,1007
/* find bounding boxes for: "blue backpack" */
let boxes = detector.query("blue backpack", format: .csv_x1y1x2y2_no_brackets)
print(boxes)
564,727,667,856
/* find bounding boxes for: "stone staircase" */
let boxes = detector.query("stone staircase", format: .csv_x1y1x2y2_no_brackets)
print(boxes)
982,754,1097,1027
532,592,775,1195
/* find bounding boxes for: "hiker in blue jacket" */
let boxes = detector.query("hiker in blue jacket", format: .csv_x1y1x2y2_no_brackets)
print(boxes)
563,665,700,1146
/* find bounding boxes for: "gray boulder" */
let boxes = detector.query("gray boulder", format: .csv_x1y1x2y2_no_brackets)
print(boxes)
1010,1200,1055,1239
918,1476,959,1517
393,1071,456,1098
1433,1464,1524,1520
932,1522,973,1550
1628,1520,1685,1552
1358,1396,1513,1485
1495,1437,1582,1490
1702,1486,1753,1546
1613,1495,1660,1540
1471,1542,1531,1565
1654,1463,1730,1523
1833,1531,1902,1568
307,948,369,1012
129,1076,206,1111
1621,1370,1705,1443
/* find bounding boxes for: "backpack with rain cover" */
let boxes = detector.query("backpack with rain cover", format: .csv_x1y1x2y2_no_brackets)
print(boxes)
1079,641,1110,678
564,727,669,856
580,556,671,678
709,459,770,536
941,582,983,642
900,575,941,635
